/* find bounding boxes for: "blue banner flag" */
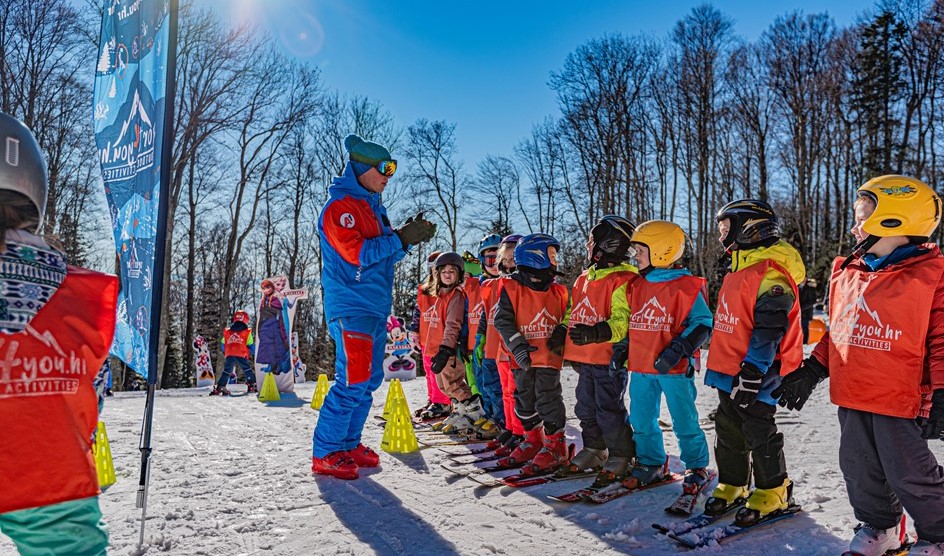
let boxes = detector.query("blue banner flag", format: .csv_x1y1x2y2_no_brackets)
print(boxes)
93,0,173,379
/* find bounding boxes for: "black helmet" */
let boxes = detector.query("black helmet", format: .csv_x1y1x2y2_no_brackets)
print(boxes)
0,112,47,232
434,251,465,282
716,199,779,251
589,215,636,266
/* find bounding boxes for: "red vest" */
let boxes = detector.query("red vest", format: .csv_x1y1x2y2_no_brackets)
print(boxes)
628,275,706,374
417,285,434,351
706,259,803,377
499,280,568,369
223,327,251,358
418,287,464,353
827,250,944,418
0,267,118,514
464,277,484,351
481,277,508,360
565,270,636,365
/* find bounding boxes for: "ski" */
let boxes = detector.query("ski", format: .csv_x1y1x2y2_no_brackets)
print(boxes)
438,445,496,457
417,436,485,448
467,467,577,488
664,468,718,516
841,542,914,556
665,503,802,548
652,498,746,536
446,452,504,465
583,473,684,504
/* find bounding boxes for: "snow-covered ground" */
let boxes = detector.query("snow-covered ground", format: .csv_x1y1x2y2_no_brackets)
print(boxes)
5,367,943,556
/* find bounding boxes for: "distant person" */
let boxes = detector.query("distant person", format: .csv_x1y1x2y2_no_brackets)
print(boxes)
212,311,257,396
799,278,819,344
773,175,944,556
0,112,118,556
311,134,435,480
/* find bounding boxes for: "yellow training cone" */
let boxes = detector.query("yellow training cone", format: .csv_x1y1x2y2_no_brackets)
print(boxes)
310,373,330,410
381,389,418,453
258,372,281,402
94,421,116,489
381,379,400,421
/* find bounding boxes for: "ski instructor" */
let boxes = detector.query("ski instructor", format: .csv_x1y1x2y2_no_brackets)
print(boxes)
312,134,436,480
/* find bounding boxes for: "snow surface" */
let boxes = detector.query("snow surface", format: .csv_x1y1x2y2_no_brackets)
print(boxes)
5,366,943,556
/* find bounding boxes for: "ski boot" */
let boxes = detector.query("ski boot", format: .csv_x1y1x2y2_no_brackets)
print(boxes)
345,444,380,468
441,396,485,434
620,457,668,489
209,386,231,396
566,447,608,474
592,455,631,487
420,402,452,421
704,482,751,516
493,434,522,457
522,429,570,475
246,382,259,394
908,540,944,555
414,401,433,419
682,467,712,493
846,521,905,556
311,452,358,480
496,427,544,467
486,429,513,451
735,477,793,526
472,417,501,440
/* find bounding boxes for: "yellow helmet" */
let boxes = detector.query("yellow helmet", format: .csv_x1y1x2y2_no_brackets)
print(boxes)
857,175,942,239
630,220,686,267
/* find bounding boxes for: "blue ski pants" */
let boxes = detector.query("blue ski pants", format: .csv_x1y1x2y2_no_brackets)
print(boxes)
474,358,504,425
219,356,255,389
312,316,386,458
629,372,709,469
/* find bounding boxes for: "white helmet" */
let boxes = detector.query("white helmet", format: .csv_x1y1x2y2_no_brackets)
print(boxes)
0,112,47,232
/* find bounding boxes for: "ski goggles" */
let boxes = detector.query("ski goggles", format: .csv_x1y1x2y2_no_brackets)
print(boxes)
482,253,498,265
377,159,397,177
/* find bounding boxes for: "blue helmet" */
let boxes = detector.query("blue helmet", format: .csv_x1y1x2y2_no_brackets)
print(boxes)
501,233,522,245
478,233,502,256
514,233,560,270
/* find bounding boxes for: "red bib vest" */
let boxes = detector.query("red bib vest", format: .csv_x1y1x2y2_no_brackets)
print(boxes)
418,287,463,353
499,280,568,369
565,270,636,365
827,251,944,418
628,275,705,374
417,285,434,352
481,277,509,360
706,259,803,377
464,277,483,351
223,327,252,358
0,267,118,514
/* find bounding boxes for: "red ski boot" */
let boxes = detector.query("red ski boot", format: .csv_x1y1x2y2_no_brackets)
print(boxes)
312,452,358,480
496,427,544,467
345,444,380,468
522,429,571,475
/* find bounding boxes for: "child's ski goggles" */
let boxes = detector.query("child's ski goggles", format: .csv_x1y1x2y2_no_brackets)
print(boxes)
377,160,397,176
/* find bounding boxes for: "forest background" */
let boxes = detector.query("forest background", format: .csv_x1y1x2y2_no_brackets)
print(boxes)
4,0,943,389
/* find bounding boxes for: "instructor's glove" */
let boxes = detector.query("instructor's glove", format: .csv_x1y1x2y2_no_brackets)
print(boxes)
511,343,538,371
654,338,689,374
568,321,612,346
920,389,944,440
430,345,456,375
548,324,568,356
771,357,828,411
608,338,629,378
396,212,437,249
731,361,764,408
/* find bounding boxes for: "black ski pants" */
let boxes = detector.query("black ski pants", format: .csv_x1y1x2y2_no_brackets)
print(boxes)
839,407,944,542
513,366,566,433
573,363,635,459
714,390,786,490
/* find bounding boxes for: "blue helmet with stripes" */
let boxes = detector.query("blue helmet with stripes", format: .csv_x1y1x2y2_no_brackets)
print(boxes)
478,233,502,256
513,233,560,270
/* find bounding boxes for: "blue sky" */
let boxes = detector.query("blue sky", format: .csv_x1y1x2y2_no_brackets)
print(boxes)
234,0,866,171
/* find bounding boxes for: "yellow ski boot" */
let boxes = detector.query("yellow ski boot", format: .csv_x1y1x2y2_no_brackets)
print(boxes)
735,478,793,526
704,483,751,516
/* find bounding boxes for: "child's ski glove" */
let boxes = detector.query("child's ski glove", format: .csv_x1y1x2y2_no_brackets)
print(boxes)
771,357,828,411
511,344,537,371
548,324,568,356
430,345,456,374
608,338,629,378
568,322,611,345
731,361,764,408
920,389,944,440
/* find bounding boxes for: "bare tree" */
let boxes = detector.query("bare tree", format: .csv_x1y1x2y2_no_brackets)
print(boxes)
404,119,466,250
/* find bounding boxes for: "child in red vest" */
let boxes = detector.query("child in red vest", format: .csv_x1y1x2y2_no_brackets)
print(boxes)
773,176,944,556
410,251,452,420
419,252,484,433
611,221,714,495
704,199,806,526
213,310,257,395
466,233,505,439
494,234,570,473
564,215,639,483
0,112,118,555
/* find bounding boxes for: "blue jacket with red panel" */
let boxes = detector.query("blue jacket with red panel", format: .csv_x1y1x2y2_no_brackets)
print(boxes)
318,163,407,322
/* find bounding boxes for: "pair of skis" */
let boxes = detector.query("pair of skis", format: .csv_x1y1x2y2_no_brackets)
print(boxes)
653,502,803,548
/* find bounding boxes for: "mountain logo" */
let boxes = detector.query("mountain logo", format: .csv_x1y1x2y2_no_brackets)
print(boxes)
832,276,901,351
570,296,600,326
522,308,559,340
713,294,739,334
422,303,441,329
629,295,674,332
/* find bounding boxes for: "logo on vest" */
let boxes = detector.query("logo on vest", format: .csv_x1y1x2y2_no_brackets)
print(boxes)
422,302,441,329
629,296,674,332
227,333,243,345
469,299,486,324
714,295,739,334
832,279,902,351
0,327,88,399
487,300,499,326
570,296,601,326
522,308,559,340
